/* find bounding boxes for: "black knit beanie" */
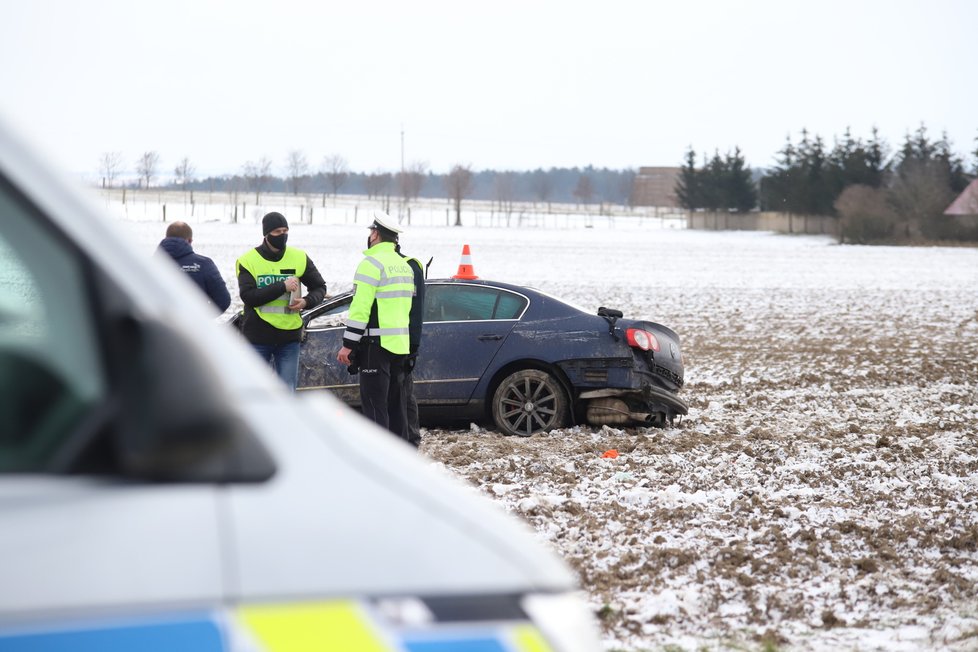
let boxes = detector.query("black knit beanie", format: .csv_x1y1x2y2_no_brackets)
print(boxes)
262,211,288,235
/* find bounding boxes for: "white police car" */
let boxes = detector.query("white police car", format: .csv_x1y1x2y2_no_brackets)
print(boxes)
0,118,601,652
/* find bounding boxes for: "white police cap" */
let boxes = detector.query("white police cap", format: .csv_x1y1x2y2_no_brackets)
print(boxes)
369,210,403,234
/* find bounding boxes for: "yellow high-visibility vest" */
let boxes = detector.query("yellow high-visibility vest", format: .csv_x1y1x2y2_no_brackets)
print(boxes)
236,247,308,331
344,242,413,354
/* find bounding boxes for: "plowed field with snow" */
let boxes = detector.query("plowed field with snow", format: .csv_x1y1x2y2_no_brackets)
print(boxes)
122,210,978,651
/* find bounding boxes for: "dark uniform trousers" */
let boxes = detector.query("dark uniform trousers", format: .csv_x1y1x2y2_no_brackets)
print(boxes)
403,372,421,448
358,339,409,442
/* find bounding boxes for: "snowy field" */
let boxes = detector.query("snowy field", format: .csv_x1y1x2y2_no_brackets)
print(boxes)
116,202,978,652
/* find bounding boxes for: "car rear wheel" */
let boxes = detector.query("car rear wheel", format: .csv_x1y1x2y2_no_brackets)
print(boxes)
491,369,568,437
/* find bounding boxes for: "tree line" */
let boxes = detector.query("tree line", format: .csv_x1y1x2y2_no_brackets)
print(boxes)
676,124,978,243
97,149,638,210
98,122,977,242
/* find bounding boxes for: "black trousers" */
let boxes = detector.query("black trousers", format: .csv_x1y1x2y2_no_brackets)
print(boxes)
358,341,409,442
403,372,421,448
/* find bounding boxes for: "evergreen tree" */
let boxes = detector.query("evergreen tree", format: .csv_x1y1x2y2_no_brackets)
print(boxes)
971,130,978,175
676,147,756,212
936,132,969,193
675,148,701,209
823,127,888,209
724,147,757,212
796,131,834,215
865,127,889,188
760,134,800,212
763,128,887,216
701,151,725,211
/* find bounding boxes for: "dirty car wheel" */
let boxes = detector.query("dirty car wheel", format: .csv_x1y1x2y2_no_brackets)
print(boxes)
492,369,568,437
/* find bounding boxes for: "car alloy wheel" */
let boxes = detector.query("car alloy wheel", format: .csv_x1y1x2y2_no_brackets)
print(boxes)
492,369,568,437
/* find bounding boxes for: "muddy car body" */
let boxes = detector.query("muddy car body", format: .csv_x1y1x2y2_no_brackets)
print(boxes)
293,278,688,435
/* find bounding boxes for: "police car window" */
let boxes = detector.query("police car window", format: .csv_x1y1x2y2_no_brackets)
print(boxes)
424,285,526,322
0,180,106,472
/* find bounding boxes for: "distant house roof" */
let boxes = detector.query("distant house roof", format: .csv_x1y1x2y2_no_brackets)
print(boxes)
944,178,978,216
631,167,681,207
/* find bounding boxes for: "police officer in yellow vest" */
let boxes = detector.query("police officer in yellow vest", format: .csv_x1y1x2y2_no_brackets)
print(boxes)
237,211,326,391
337,211,415,441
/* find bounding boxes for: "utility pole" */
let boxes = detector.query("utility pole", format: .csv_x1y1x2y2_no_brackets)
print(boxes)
399,124,405,221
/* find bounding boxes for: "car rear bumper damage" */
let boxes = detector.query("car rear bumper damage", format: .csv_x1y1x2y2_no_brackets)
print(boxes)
579,386,688,428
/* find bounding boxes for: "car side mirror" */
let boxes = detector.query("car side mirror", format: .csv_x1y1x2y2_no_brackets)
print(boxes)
113,315,276,483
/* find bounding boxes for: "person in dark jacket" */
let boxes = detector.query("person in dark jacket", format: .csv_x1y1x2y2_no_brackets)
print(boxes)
397,244,425,448
157,221,231,313
236,212,326,391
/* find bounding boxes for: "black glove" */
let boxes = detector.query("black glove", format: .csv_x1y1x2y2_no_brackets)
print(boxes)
403,354,417,373
346,348,359,375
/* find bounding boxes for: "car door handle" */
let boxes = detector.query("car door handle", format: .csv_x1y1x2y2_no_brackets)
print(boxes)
478,334,503,341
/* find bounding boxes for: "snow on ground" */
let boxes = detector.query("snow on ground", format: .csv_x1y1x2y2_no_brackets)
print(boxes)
118,202,978,651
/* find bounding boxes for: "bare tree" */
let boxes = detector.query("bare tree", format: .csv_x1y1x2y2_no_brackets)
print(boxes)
617,168,637,208
284,150,309,195
493,172,517,224
530,169,553,211
364,171,393,203
445,164,474,226
98,151,123,189
398,160,427,202
226,174,242,204
835,184,896,244
226,174,243,223
572,173,595,206
136,151,160,189
888,159,956,240
173,156,196,191
320,154,349,205
242,156,273,204
363,173,380,200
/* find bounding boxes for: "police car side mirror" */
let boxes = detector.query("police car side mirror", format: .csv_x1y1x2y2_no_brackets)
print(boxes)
113,315,276,483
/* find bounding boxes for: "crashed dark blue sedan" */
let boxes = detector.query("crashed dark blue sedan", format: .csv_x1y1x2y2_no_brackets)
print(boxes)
295,278,687,436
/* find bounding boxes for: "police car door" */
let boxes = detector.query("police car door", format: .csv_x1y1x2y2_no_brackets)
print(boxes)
0,171,226,647
416,283,526,403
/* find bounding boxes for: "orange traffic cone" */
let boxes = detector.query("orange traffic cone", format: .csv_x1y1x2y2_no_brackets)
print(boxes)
452,244,479,279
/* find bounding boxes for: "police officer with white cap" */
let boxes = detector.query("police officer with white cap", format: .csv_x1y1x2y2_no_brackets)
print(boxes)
337,211,416,441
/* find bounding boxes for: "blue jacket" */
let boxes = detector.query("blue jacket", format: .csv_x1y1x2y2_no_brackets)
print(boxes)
157,237,231,312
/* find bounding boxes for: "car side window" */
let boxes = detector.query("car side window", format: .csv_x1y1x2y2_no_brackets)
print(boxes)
305,299,351,330
494,292,527,319
424,285,527,322
0,179,107,472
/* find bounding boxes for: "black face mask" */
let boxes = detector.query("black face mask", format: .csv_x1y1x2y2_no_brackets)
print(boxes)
266,233,288,250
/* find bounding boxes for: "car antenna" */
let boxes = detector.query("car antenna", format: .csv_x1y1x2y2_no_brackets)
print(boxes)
424,256,433,279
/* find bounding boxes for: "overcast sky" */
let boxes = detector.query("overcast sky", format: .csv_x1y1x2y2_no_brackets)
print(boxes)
1,0,975,180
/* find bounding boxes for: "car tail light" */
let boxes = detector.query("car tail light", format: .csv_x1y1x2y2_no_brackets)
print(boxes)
626,328,659,352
